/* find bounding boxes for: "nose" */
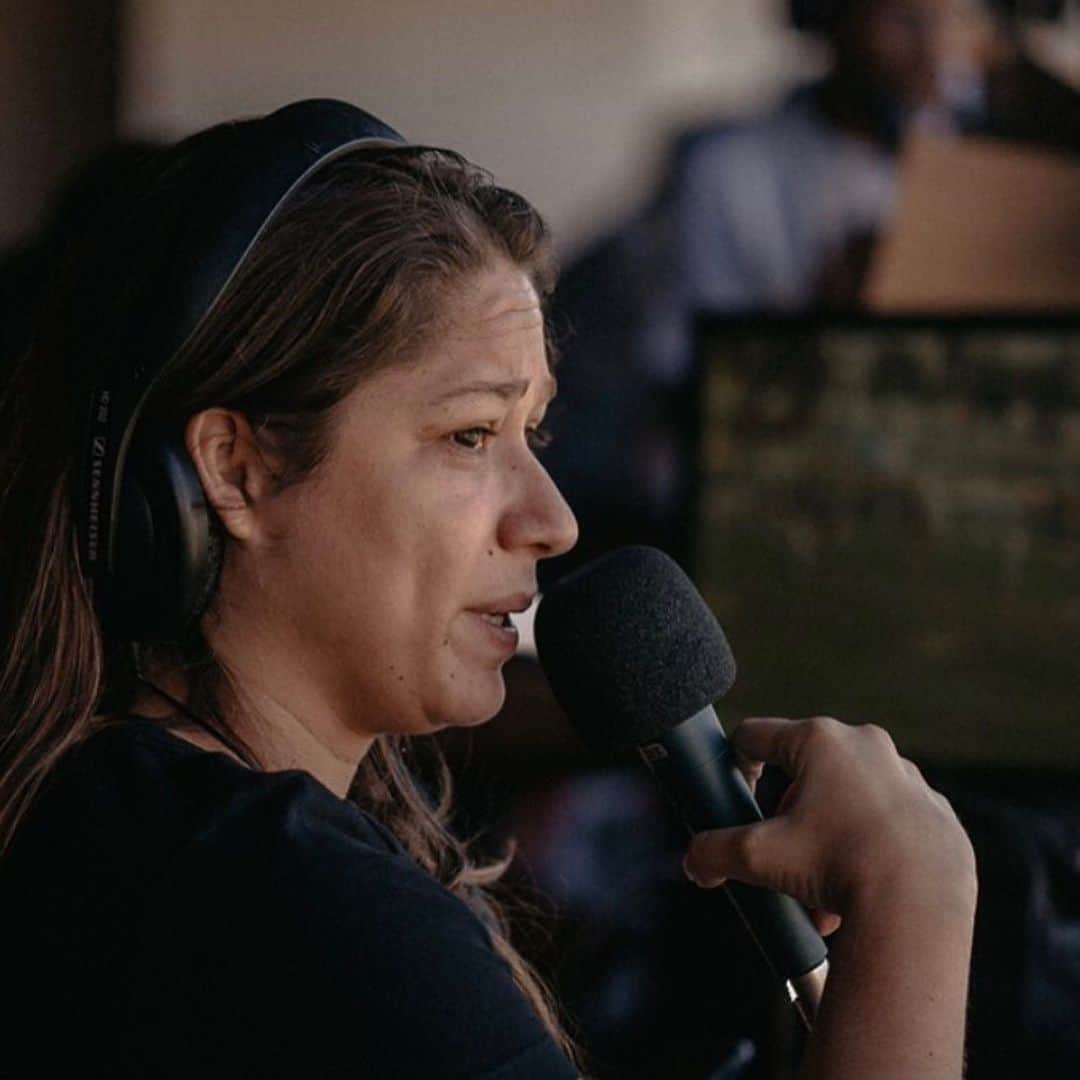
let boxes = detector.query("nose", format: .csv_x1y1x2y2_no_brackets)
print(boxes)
498,450,579,560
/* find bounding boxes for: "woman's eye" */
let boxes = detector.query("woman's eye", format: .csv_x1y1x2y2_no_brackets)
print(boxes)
451,427,492,452
449,424,552,454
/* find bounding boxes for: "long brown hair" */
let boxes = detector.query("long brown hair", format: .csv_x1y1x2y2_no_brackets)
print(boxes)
0,144,577,1064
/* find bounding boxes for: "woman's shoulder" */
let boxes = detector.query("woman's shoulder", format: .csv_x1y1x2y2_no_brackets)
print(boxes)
4,715,411,913
44,715,403,854
6,720,575,1077
55,718,511,1008
97,722,573,1078
72,719,497,942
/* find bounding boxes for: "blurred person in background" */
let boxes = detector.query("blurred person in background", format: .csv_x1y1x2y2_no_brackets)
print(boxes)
543,0,1071,572
673,0,996,316
554,0,999,398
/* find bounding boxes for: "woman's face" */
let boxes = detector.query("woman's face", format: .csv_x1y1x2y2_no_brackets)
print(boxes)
252,263,577,738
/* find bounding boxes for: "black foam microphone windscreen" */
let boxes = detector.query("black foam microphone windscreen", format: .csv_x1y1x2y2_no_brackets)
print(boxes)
534,545,736,754
535,545,829,1026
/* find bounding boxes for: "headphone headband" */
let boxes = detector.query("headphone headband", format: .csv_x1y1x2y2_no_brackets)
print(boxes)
77,99,407,638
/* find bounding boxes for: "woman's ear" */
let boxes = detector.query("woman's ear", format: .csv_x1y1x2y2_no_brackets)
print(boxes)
184,409,279,543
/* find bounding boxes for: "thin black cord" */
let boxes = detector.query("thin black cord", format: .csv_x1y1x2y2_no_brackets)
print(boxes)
134,674,260,770
130,643,260,769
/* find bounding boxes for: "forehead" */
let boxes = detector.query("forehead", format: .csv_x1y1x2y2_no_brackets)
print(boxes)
453,265,543,329
345,265,554,415
441,267,545,356
411,265,551,394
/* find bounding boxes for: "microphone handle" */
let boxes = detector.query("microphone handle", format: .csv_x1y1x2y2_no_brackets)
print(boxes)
639,706,829,1025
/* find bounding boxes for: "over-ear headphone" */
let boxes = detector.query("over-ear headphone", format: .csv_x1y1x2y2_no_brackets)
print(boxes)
75,99,406,643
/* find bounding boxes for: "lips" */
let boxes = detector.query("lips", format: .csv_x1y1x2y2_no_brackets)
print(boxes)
469,593,535,622
465,594,534,657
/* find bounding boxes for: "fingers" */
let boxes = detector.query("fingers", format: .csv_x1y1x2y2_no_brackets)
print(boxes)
810,908,843,937
731,715,842,778
729,716,802,774
691,714,964,925
683,816,790,891
733,749,764,795
683,824,843,937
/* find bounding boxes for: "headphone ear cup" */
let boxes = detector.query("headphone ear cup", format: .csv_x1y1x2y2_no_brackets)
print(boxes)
112,436,222,641
190,507,225,630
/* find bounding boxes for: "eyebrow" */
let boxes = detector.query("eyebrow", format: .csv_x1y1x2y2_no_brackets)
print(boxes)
427,376,557,407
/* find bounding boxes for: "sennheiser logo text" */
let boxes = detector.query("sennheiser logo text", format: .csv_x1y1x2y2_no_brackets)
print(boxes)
86,435,107,563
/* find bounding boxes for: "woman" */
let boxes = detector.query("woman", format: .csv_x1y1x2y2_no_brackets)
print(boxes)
0,100,975,1078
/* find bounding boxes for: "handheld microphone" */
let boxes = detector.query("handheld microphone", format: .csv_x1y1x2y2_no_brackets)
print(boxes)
534,545,828,1027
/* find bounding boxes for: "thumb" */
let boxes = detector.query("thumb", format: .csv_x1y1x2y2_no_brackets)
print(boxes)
683,816,791,891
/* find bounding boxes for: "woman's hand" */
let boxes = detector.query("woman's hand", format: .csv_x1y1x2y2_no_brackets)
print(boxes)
686,716,979,1079
683,716,977,923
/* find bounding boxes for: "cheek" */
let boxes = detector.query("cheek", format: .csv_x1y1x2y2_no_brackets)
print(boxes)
266,482,388,634
401,465,503,568
271,455,508,726
284,473,455,656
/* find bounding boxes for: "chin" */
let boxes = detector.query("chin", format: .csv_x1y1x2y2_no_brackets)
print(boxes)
435,670,507,731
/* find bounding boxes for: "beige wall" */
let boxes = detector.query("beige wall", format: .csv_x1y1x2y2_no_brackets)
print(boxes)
120,0,821,253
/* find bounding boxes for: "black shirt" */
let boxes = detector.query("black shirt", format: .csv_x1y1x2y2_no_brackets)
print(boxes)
0,719,576,1078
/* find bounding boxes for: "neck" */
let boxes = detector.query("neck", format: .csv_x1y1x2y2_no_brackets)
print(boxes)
132,631,374,800
229,674,373,798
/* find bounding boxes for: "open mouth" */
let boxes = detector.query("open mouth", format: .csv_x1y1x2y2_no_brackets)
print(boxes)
477,611,512,629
